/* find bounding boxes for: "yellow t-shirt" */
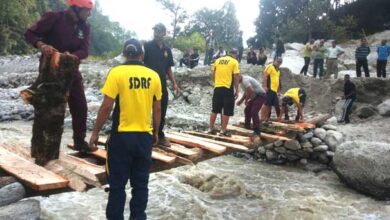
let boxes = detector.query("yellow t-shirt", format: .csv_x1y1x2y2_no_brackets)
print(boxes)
303,43,312,57
264,64,280,92
213,56,240,88
284,88,301,104
101,62,162,134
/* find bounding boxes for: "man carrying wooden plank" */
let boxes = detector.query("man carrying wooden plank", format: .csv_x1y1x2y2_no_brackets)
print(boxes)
208,49,240,137
278,88,307,122
236,75,266,137
89,39,162,220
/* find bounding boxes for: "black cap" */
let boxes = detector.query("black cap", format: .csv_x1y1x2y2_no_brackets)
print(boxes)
153,23,166,33
123,39,143,57
229,48,238,55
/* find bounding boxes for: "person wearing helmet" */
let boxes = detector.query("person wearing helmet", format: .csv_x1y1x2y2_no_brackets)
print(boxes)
25,0,94,153
278,88,306,122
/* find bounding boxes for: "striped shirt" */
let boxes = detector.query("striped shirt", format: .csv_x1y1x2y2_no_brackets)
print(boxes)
355,45,370,60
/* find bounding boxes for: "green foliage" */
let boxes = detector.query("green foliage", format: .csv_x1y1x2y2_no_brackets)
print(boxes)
173,32,206,52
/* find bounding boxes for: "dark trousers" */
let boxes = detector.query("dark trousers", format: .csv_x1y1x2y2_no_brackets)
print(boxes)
68,72,87,144
356,59,370,77
377,60,387,78
179,58,189,67
340,98,355,123
159,89,169,138
106,132,153,220
244,95,265,134
300,57,310,76
313,59,324,78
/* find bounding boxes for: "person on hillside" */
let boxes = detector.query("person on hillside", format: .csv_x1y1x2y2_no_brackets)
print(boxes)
300,39,314,76
205,33,215,66
312,39,326,79
208,49,240,137
212,46,226,61
377,39,390,78
247,47,257,65
236,75,266,137
275,37,285,59
278,88,306,122
189,48,200,69
143,23,179,147
237,31,244,62
338,74,356,124
179,49,190,67
260,57,283,122
257,47,268,66
25,0,94,152
326,40,344,79
355,38,371,77
89,39,162,220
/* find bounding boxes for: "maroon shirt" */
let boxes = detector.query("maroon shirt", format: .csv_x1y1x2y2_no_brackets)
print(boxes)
25,10,90,61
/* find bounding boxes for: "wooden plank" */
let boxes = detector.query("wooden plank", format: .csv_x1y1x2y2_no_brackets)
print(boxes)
158,143,200,160
293,122,316,129
177,131,250,151
305,114,332,125
267,121,306,132
0,147,69,191
151,151,176,164
183,131,251,145
165,133,227,154
67,144,107,160
227,125,292,141
58,154,106,183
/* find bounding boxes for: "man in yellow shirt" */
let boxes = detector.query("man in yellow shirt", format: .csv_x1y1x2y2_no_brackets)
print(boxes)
278,88,306,122
260,57,283,122
209,49,240,137
89,39,162,220
300,39,314,76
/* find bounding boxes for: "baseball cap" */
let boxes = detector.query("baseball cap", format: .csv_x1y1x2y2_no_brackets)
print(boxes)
153,23,166,33
123,39,143,57
275,57,283,62
229,48,238,55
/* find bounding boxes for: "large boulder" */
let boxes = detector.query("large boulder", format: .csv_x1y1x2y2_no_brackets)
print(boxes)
332,141,390,200
378,99,390,117
324,130,344,151
355,105,377,119
0,199,40,220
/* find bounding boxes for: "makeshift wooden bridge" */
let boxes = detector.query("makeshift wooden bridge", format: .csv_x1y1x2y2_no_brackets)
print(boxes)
0,114,329,193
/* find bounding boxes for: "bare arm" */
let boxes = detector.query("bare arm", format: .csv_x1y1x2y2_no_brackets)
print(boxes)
152,99,161,146
167,67,179,94
296,103,304,121
262,72,268,92
233,74,240,99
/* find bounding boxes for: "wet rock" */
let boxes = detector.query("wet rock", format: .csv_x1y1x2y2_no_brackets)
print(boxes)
310,137,322,147
355,105,377,119
266,150,278,161
314,145,328,152
264,143,274,150
0,182,25,207
303,162,329,173
332,141,390,200
257,146,266,155
314,128,327,140
322,124,338,131
326,151,335,157
299,158,308,165
302,141,313,149
318,153,330,164
378,99,390,117
295,150,310,158
286,153,300,162
274,147,287,154
0,199,40,220
284,140,301,150
301,131,314,140
274,140,284,147
324,130,344,151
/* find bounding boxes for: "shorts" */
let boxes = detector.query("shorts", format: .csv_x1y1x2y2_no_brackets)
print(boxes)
212,87,234,116
265,90,279,106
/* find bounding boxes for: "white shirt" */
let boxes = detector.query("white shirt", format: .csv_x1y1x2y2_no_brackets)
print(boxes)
327,46,344,59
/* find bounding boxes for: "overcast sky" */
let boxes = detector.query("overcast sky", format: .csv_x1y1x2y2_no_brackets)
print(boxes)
98,0,259,45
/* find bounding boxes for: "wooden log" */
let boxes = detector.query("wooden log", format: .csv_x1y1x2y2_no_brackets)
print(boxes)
305,114,332,126
267,121,306,133
0,147,69,191
0,176,17,189
0,182,25,207
182,130,252,146
165,133,227,154
0,199,40,220
227,125,292,142
151,151,176,164
44,161,87,192
176,131,250,151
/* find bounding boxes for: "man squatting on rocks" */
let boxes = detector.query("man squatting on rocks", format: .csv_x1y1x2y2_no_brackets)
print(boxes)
236,75,266,137
89,39,162,220
143,23,179,147
260,57,283,122
25,0,94,154
278,88,306,122
208,49,240,137
338,74,356,124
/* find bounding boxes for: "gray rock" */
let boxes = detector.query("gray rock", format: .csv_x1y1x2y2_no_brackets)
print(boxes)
284,140,301,150
302,141,313,149
0,182,25,207
313,145,329,152
314,128,327,140
322,124,338,131
332,141,390,200
318,153,330,164
378,99,390,117
286,154,300,162
266,150,278,161
264,143,274,150
355,105,377,119
324,130,344,151
274,147,287,154
310,137,322,147
299,158,308,165
0,199,40,220
274,140,284,147
257,146,266,155
303,147,314,153
295,150,310,158
301,131,314,140
326,151,335,157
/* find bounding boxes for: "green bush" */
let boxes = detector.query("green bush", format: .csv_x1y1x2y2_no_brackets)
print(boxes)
173,32,206,52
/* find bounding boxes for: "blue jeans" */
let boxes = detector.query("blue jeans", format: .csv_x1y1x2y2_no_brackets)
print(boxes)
106,132,153,220
313,59,324,78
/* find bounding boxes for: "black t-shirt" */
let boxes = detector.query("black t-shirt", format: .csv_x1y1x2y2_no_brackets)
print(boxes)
344,81,356,99
143,40,174,89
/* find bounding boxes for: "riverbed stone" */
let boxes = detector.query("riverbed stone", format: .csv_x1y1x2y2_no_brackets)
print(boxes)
355,105,377,119
332,141,390,200
284,140,301,150
299,158,308,165
324,130,344,151
274,140,284,147
301,131,314,141
266,150,278,161
326,151,335,157
274,147,287,154
264,143,274,150
322,124,338,131
257,146,266,155
314,128,327,140
0,199,40,220
310,137,322,147
378,99,390,117
302,141,313,149
318,153,330,164
314,145,328,152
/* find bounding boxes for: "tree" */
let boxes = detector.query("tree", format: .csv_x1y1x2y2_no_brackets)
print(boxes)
155,0,188,43
173,32,206,52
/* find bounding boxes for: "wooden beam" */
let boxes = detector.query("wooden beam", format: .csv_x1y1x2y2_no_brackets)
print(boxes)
158,143,200,160
305,114,332,126
0,147,69,191
165,133,227,154
227,125,292,141
182,131,251,145
67,144,107,160
267,121,306,132
177,131,250,151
